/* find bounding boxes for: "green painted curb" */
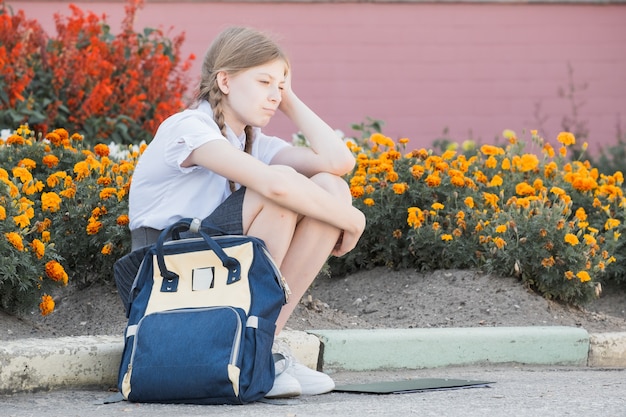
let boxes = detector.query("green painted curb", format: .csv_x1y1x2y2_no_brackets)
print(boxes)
311,327,590,371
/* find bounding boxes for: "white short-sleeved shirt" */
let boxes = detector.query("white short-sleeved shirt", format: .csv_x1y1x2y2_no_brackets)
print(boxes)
128,101,290,231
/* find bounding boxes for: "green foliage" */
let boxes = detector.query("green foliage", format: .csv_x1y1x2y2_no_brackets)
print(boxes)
329,128,624,305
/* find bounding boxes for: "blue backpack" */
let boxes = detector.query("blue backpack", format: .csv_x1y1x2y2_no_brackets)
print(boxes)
116,218,289,404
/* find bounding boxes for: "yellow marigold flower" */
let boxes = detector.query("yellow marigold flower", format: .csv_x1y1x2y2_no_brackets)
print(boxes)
363,198,375,207
42,231,51,243
74,160,90,180
464,197,475,209
5,232,24,251
495,225,507,233
575,207,587,221
39,294,55,316
398,138,409,145
604,218,620,230
502,129,516,140
407,207,424,228
432,202,445,210
59,188,76,198
576,271,591,283
501,157,511,170
485,155,498,169
12,167,32,183
441,234,453,241
0,206,5,220
493,237,506,249
542,143,555,158
30,238,45,259
441,150,456,160
583,234,597,246
564,233,580,246
559,146,567,157
483,192,500,209
519,154,539,172
450,175,465,187
474,171,488,184
425,173,441,187
387,171,399,182
614,231,621,241
557,132,576,146
432,222,440,231
515,182,535,196
550,186,566,197
370,133,395,148
488,174,503,187
13,214,30,228
45,260,68,284
18,158,36,170
564,270,574,280
41,192,62,213
480,144,505,156
411,165,425,179
42,154,60,169
101,242,113,255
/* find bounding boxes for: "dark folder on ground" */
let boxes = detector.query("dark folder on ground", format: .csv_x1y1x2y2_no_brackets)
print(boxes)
334,378,494,394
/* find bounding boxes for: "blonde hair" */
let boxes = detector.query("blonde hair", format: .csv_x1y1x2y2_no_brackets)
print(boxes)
197,26,289,155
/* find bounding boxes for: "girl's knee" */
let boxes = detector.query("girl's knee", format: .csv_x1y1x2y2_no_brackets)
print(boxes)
311,172,350,200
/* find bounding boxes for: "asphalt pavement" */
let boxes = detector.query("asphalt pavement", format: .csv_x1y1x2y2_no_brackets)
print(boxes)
1,366,625,417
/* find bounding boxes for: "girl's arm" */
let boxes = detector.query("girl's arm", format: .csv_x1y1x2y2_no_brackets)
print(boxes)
183,140,365,256
270,74,355,178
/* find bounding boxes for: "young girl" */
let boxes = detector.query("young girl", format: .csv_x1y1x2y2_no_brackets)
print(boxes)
128,27,366,398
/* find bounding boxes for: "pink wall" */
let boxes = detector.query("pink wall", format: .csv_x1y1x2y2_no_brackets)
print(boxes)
7,1,626,154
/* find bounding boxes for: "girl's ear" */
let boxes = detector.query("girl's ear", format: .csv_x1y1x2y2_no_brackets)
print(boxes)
216,71,229,94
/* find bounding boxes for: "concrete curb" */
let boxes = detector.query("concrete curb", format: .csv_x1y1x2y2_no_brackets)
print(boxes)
1,327,624,394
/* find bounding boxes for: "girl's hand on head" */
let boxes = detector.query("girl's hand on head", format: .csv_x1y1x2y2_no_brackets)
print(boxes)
278,69,296,112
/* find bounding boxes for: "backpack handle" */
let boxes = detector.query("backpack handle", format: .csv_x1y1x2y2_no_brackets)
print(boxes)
155,218,241,291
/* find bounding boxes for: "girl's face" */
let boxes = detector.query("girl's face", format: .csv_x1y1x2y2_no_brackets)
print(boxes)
219,59,287,136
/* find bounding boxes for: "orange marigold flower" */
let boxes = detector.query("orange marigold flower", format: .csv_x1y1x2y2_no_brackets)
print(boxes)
407,207,424,228
425,173,441,187
495,225,507,233
46,131,62,146
480,144,505,156
30,239,45,259
39,294,55,316
99,187,118,200
18,158,36,170
557,132,576,146
0,206,5,221
41,192,62,212
13,214,30,228
411,165,425,179
431,202,444,211
42,154,60,168
5,232,24,251
350,185,364,199
86,218,103,235
464,197,475,209
363,198,375,207
493,237,506,249
73,161,90,180
45,260,68,284
575,208,587,222
42,231,51,243
116,214,130,226
94,143,110,157
101,242,113,255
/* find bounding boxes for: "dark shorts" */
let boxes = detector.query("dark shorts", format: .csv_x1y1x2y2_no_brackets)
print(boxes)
130,187,246,251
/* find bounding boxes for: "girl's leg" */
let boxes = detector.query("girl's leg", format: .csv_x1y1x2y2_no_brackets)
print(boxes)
242,172,350,334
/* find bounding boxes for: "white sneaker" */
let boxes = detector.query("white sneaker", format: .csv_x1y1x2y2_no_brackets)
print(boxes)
273,342,335,396
265,365,301,399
